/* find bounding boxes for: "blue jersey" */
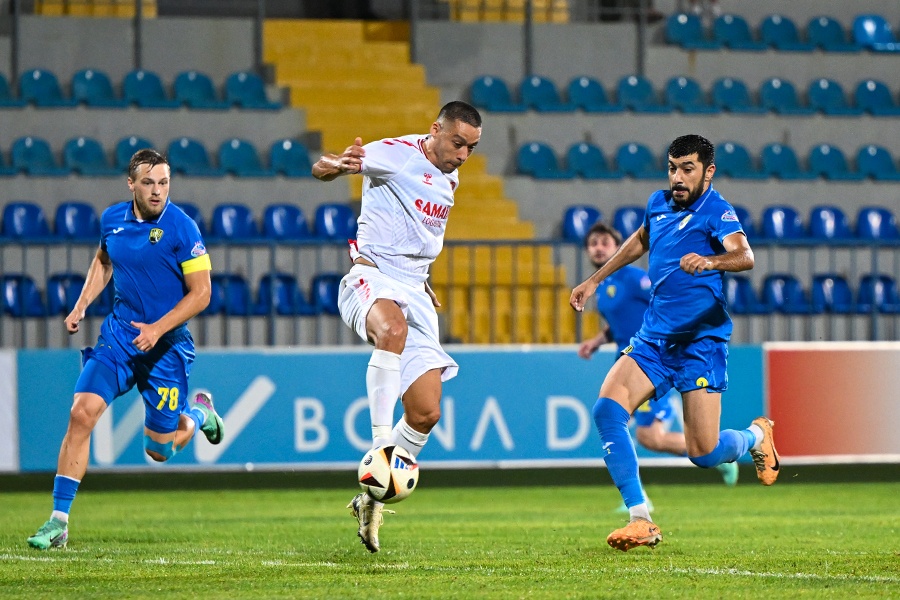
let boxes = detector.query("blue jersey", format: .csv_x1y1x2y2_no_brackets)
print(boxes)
594,265,651,352
100,199,210,329
637,185,744,341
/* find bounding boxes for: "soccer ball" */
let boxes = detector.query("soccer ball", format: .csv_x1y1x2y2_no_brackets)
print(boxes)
357,444,419,504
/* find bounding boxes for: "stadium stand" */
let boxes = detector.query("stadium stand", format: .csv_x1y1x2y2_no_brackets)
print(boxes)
123,69,181,109
174,70,231,110
469,75,526,112
19,68,77,108
566,76,623,112
71,69,128,108
519,75,575,112
517,141,573,179
561,205,602,242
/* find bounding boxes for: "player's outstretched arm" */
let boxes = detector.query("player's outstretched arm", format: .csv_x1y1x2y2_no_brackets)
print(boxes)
571,226,648,311
680,231,754,275
312,137,365,181
65,248,113,334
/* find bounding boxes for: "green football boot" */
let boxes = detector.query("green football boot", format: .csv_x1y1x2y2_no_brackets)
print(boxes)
192,392,225,445
27,517,68,550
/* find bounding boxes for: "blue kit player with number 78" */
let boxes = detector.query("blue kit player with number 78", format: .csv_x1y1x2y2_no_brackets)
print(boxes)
27,149,225,550
570,135,780,552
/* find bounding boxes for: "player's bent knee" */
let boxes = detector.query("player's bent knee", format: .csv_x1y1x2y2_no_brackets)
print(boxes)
406,407,440,432
143,436,176,462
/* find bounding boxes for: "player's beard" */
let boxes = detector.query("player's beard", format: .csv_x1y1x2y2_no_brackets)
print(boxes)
670,183,703,207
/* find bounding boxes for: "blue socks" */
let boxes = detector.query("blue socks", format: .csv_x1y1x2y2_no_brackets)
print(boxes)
187,405,206,435
689,428,755,468
593,397,645,508
52,475,81,518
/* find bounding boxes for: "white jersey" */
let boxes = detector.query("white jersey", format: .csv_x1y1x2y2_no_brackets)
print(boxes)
351,133,459,286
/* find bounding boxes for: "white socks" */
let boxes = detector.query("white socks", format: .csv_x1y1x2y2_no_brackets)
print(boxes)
629,503,652,522
748,423,764,451
391,417,429,458
367,349,401,448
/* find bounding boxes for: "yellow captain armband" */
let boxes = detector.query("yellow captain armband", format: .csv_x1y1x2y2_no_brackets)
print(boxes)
181,254,212,274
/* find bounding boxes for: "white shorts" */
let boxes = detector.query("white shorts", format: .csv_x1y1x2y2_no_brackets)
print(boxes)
338,264,458,394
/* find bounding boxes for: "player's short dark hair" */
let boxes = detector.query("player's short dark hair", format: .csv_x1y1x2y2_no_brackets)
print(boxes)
437,101,482,129
667,134,715,171
584,221,623,248
128,148,168,180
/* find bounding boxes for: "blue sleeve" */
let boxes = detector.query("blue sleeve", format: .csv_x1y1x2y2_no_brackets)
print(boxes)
174,215,207,266
712,203,744,243
629,269,652,302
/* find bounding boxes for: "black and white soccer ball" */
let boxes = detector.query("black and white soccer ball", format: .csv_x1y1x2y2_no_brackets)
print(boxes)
357,444,419,504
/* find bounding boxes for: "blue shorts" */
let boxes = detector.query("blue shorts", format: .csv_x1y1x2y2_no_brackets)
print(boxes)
632,391,677,427
623,334,728,402
74,315,195,434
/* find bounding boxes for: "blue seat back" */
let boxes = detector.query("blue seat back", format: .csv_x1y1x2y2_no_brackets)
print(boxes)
562,205,602,242
72,68,116,104
55,201,100,240
808,205,851,240
219,138,264,174
858,274,900,311
263,204,309,240
19,68,67,104
46,272,86,315
0,72,14,101
206,273,251,315
566,142,609,176
808,144,850,177
470,75,514,110
853,14,897,47
760,14,802,46
857,145,898,178
211,203,257,239
167,137,214,173
715,141,755,176
666,13,704,45
617,75,657,109
761,205,804,239
807,16,849,48
311,273,342,315
616,142,658,176
123,69,169,103
174,70,219,105
85,284,114,317
63,136,108,172
724,274,765,314
613,206,645,239
665,76,706,109
808,78,850,111
315,203,357,240
731,204,756,238
1,201,51,238
854,79,896,112
713,14,755,45
520,76,562,109
115,136,154,171
762,273,808,313
567,76,610,109
176,202,206,236
517,142,559,176
760,77,802,111
712,77,754,110
225,71,270,106
2,274,45,317
811,274,854,313
270,139,312,176
257,273,303,315
11,136,59,172
856,207,900,240
761,143,803,177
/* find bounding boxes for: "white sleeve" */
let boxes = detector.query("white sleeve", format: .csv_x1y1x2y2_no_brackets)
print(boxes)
360,138,412,179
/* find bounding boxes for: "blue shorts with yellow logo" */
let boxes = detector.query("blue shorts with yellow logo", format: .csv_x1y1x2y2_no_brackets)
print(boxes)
74,314,195,434
623,334,728,402
632,392,677,427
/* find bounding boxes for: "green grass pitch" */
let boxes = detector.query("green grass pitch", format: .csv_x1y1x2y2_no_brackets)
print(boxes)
1,476,898,599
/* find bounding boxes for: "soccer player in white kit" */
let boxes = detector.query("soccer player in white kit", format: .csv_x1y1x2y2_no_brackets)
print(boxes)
312,101,482,553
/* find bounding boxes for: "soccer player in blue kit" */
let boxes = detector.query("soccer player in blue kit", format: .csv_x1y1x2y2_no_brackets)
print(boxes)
577,221,738,513
27,149,225,550
570,135,779,552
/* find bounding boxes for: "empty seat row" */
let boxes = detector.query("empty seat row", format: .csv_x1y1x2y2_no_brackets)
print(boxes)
562,205,900,243
667,12,900,53
0,68,280,110
726,273,900,315
472,73,900,116
1,271,342,318
0,201,358,242
0,135,313,178
519,140,900,182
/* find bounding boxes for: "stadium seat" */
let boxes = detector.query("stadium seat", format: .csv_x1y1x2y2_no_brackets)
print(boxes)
311,273,343,315
218,138,275,177
517,142,573,179
46,272,86,315
71,68,128,108
10,136,69,176
711,77,766,114
177,202,206,236
1,274,45,317
762,273,812,314
665,76,718,113
210,203,258,240
613,205,645,239
315,203,357,240
18,68,77,107
205,273,252,316
224,71,281,110
807,144,864,181
255,273,315,316
115,135,154,172
760,205,805,240
0,72,26,107
807,16,860,52
63,137,121,176
808,206,852,242
712,14,767,50
566,76,623,113
857,274,900,313
167,137,225,177
55,201,101,240
565,142,621,179
469,75,525,112
616,75,670,113
0,151,16,176
855,207,900,240
269,139,312,177
616,143,665,179
122,69,180,109
723,274,768,314
853,14,900,52
731,204,757,238
715,142,766,179
263,204,310,240
1,201,52,239
760,14,814,51
759,78,815,115
561,205,602,242
173,70,230,110
665,13,720,50
810,274,855,314
86,284,114,317
806,78,862,116
856,145,900,181
760,143,816,180
519,76,575,112
854,79,900,116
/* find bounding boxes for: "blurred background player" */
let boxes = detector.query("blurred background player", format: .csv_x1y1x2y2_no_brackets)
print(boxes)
571,135,779,552
312,101,482,553
27,149,225,550
577,221,738,513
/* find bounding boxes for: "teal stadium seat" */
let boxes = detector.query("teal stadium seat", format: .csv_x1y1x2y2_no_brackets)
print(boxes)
517,141,574,179
665,76,718,113
0,72,26,107
807,16,860,52
566,142,622,179
853,14,900,52
854,79,900,116
173,70,230,110
11,136,69,176
71,69,128,108
713,14,767,51
19,68,77,108
617,75,670,113
761,143,816,180
711,77,766,114
665,13,720,50
807,78,862,116
63,137,121,176
616,143,665,179
469,75,525,112
218,138,275,177
715,141,766,180
567,76,623,113
759,14,814,51
856,145,900,181
115,135,154,171
225,71,281,110
759,77,815,115
807,144,864,181
167,137,225,177
270,139,313,177
519,76,575,112
123,69,181,109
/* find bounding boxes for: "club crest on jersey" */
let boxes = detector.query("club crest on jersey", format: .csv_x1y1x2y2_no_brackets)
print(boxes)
721,209,739,222
149,228,164,244
423,172,433,185
190,241,207,257
678,215,693,230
